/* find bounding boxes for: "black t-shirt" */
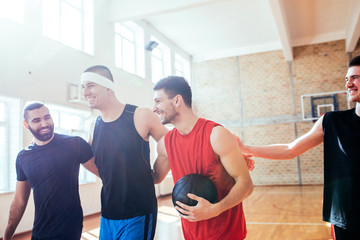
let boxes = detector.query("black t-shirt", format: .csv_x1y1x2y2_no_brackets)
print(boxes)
16,133,93,239
322,108,360,230
92,104,157,219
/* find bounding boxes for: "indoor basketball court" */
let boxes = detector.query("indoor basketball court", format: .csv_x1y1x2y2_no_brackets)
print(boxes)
1,0,360,240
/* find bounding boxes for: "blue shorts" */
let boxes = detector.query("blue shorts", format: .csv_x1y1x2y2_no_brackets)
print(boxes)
99,213,157,240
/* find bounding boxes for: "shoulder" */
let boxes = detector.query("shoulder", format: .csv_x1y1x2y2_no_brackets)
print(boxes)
210,125,230,141
124,104,138,113
165,127,177,138
324,109,352,118
16,149,27,161
210,125,233,146
55,133,77,141
323,109,353,126
135,107,160,123
55,134,89,147
210,126,237,157
200,118,223,136
200,118,221,127
135,106,152,115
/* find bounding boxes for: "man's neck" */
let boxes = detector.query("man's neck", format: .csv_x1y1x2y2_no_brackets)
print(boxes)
173,110,198,135
100,100,125,122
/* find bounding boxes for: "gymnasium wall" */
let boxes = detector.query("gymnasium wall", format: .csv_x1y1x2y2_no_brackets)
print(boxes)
193,39,360,185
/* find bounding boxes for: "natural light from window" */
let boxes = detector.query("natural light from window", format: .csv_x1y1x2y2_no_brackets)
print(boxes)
175,53,191,83
151,37,171,83
0,96,21,193
115,21,145,78
0,102,5,121
0,0,25,24
42,0,94,55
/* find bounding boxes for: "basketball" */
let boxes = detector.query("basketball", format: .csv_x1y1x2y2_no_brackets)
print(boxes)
172,174,218,212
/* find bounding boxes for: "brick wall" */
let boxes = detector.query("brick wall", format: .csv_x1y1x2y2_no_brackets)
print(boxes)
192,39,360,185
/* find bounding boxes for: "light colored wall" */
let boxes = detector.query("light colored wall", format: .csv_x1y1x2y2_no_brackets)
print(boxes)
0,0,189,236
193,39,360,186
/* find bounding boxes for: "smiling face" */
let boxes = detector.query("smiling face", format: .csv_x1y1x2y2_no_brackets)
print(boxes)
24,106,54,143
82,81,110,110
153,89,178,125
345,66,360,103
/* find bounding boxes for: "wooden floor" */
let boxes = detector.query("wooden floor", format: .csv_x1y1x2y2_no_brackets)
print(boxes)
11,185,333,240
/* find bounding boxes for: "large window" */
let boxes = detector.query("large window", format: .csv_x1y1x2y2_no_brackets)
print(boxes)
175,53,191,82
115,21,145,78
0,96,21,193
42,0,94,55
151,37,171,83
0,0,25,24
46,103,96,184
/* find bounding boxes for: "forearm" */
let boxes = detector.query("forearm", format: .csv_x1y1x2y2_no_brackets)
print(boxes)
152,155,170,184
242,144,297,160
82,157,100,178
4,201,28,240
214,176,253,215
240,118,324,160
151,169,164,184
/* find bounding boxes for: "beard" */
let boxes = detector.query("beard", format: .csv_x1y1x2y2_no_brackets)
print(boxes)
28,125,54,142
160,109,178,125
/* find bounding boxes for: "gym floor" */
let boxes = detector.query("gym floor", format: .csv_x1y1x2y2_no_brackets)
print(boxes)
11,185,332,240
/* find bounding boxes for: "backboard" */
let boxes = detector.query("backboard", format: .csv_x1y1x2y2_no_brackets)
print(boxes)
301,91,351,121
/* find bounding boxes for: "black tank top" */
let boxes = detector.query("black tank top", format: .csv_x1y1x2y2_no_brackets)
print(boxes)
92,104,157,219
322,108,360,230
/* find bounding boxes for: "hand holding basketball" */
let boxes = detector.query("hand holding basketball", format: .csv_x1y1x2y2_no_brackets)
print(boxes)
175,193,221,222
172,174,219,222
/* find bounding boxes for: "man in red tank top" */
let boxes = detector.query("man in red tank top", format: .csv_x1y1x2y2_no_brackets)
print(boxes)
152,76,253,240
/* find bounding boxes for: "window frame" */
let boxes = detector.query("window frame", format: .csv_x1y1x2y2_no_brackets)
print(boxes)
42,0,94,55
150,36,171,83
0,96,22,194
115,21,145,78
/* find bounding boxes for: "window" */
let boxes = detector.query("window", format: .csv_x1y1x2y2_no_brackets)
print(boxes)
0,96,21,193
46,103,96,184
175,53,191,82
151,37,171,83
42,0,94,55
115,21,145,78
0,0,25,24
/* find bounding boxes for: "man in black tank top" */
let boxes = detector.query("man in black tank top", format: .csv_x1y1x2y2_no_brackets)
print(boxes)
237,55,360,240
81,65,168,240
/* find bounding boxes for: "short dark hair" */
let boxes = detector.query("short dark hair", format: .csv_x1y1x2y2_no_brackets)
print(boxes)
23,102,45,121
84,65,114,82
153,76,192,108
348,55,360,68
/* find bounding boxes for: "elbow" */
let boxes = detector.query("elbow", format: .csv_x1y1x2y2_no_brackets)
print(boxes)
245,179,254,198
236,175,254,200
283,149,298,159
152,171,161,184
153,178,161,184
282,144,302,159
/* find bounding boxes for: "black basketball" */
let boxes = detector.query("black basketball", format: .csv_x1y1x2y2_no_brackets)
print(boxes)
172,174,218,212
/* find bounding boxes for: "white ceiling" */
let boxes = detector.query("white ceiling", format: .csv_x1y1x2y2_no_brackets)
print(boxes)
109,0,360,62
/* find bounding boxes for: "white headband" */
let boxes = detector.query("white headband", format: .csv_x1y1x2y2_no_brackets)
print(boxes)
81,72,115,92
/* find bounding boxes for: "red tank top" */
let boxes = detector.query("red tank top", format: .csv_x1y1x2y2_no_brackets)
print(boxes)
164,118,247,240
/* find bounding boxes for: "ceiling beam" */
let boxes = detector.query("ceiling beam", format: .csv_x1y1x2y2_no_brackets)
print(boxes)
345,0,360,53
268,0,293,62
